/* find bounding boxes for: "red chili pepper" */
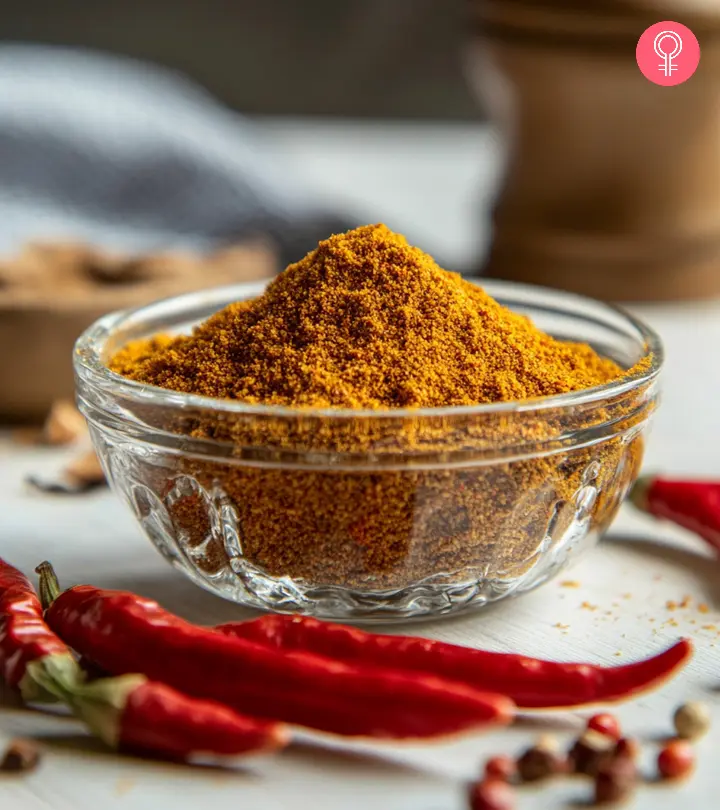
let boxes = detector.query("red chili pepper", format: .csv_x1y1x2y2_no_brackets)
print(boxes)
38,569,514,740
72,675,288,761
629,475,720,552
216,615,692,709
1,559,286,762
0,558,77,700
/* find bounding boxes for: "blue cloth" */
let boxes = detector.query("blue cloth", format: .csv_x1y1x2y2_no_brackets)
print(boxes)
0,44,349,265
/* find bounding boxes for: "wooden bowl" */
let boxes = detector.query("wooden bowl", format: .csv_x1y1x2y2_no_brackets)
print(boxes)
0,240,276,423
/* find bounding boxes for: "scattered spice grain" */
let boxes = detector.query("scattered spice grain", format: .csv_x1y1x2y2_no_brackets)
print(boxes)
108,224,651,590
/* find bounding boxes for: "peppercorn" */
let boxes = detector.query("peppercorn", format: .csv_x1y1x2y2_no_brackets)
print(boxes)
587,713,622,740
517,738,562,782
594,756,637,804
0,738,41,773
658,739,695,780
484,754,517,783
569,729,616,776
468,779,515,810
673,701,710,740
613,737,640,762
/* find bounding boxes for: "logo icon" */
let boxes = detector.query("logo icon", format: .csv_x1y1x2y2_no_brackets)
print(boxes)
637,21,700,86
655,30,682,77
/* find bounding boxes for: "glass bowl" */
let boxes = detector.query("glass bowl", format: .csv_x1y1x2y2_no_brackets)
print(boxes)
74,280,662,623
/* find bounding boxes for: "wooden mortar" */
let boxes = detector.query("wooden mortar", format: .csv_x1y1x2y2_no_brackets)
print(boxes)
469,0,720,301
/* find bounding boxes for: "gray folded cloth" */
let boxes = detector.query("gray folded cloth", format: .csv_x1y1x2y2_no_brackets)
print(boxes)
0,44,351,266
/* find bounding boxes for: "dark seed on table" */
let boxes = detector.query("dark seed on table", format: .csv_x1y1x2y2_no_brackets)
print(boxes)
614,738,640,761
569,729,615,776
594,757,637,804
517,745,560,782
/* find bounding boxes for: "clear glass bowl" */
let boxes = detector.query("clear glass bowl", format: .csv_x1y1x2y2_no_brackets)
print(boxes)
74,280,662,623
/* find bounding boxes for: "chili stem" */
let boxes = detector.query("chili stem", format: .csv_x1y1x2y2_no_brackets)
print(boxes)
35,561,61,610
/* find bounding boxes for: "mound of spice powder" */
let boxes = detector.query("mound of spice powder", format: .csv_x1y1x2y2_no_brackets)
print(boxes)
112,224,624,407
109,225,653,597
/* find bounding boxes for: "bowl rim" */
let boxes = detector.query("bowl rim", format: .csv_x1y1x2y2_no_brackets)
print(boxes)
74,278,663,420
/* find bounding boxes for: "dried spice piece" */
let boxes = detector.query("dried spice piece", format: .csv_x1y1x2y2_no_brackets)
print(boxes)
673,701,710,740
657,739,695,780
64,449,106,489
594,757,637,805
43,401,86,446
569,730,616,776
613,738,640,762
38,564,514,740
107,224,651,591
26,449,106,496
220,615,692,708
516,738,562,782
0,739,41,773
468,779,516,810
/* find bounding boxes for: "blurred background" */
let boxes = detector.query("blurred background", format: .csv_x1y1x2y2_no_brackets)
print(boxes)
0,0,499,419
1,0,715,420
0,0,490,272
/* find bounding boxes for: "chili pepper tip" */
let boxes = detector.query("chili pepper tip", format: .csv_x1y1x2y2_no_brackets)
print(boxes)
35,561,61,611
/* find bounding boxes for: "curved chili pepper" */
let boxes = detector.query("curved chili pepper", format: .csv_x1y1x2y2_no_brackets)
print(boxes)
72,675,288,761
1,558,286,761
0,558,77,701
630,475,720,553
39,571,514,740
217,615,693,709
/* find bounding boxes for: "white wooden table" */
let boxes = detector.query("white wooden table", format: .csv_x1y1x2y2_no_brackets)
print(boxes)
2,122,720,808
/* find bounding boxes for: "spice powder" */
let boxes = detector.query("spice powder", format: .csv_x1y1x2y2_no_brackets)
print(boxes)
110,225,651,591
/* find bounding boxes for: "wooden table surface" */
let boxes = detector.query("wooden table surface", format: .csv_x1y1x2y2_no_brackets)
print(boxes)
2,121,720,809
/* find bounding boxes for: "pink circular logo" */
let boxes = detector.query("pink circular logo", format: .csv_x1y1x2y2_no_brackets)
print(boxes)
637,22,700,85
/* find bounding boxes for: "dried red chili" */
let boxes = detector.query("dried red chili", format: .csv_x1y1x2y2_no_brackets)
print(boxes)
74,675,288,761
630,475,720,552
38,564,514,740
217,614,693,708
0,557,78,701
1,558,287,762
